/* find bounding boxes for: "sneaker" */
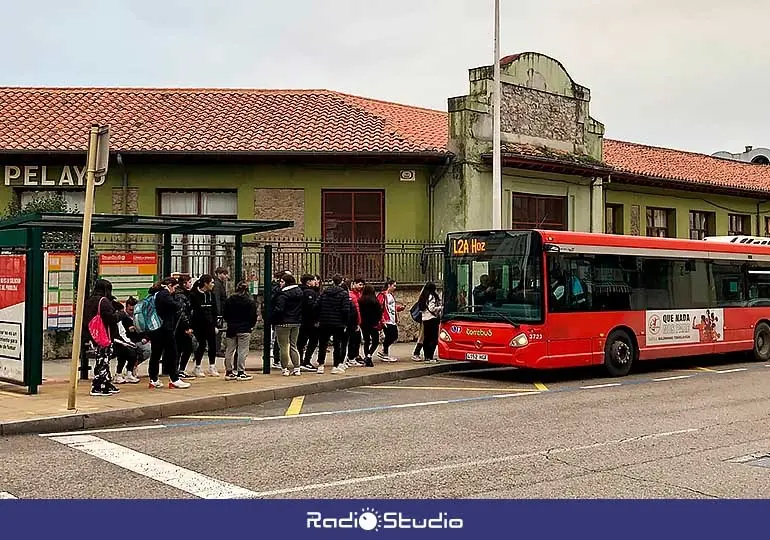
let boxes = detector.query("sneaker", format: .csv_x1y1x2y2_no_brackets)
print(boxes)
236,372,253,381
300,364,317,372
316,365,325,374
90,387,111,396
292,368,301,376
271,361,282,369
124,372,140,384
377,351,387,359
331,366,346,374
207,366,220,377
364,357,375,367
178,371,191,379
382,356,398,363
426,358,439,364
224,371,238,381
169,379,191,389
107,383,120,394
193,366,205,378
352,358,365,367
282,368,291,377
148,380,163,389
114,373,127,384
411,355,424,362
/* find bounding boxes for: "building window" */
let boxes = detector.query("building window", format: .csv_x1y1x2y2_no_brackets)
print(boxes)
19,190,85,213
158,190,238,276
728,214,751,236
322,190,385,280
765,217,770,237
512,194,567,230
605,204,624,234
646,208,675,238
689,211,715,240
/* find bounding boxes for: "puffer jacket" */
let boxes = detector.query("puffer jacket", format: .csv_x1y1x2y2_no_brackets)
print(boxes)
318,285,351,328
83,279,121,345
300,284,320,326
271,284,304,325
189,287,218,329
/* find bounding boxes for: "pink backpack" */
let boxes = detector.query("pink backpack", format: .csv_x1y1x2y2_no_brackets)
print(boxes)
88,297,111,348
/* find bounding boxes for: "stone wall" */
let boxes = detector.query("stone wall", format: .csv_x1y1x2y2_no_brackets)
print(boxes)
253,188,305,238
111,187,139,214
501,85,582,146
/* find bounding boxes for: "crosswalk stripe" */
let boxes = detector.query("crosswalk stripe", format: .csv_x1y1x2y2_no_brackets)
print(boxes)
49,434,258,499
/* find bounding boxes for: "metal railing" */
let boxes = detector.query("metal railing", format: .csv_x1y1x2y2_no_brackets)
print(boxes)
43,234,446,287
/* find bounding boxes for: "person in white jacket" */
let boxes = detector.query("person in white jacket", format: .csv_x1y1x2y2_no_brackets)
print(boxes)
417,282,442,363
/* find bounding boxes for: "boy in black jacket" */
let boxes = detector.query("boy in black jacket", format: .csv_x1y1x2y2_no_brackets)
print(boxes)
297,274,320,372
316,274,351,375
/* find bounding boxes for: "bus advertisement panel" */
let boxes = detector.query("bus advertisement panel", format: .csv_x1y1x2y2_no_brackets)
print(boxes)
439,230,770,377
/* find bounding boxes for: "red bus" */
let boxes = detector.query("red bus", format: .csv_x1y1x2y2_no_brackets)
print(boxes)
438,229,770,376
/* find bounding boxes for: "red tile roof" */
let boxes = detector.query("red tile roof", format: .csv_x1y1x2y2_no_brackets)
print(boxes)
603,139,770,194
0,88,448,155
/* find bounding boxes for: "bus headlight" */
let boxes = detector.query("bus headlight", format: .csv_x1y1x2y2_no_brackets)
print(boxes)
439,329,452,342
509,333,529,348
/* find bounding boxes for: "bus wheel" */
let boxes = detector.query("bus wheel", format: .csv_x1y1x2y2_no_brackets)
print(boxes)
753,322,770,362
604,330,635,377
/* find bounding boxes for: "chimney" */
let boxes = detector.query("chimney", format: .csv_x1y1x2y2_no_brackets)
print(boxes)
746,146,753,153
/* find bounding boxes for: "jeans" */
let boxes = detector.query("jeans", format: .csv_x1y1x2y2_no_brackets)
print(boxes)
318,326,346,367
149,329,179,382
193,325,217,366
275,325,301,370
346,326,362,360
225,333,250,373
297,324,319,364
382,324,398,355
422,318,440,360
362,327,379,358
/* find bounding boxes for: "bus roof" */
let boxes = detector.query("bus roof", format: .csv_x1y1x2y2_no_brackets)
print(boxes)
531,229,770,258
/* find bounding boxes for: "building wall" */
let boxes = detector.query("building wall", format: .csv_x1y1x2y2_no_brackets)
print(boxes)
605,184,770,237
438,52,606,238
1,161,434,241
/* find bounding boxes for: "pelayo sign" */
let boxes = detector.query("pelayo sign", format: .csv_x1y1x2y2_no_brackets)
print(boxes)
3,165,104,187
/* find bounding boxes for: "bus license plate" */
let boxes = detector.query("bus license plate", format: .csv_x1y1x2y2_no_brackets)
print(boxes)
465,353,488,361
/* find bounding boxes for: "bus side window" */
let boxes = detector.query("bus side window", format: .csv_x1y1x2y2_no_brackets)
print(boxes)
712,261,746,307
747,263,770,306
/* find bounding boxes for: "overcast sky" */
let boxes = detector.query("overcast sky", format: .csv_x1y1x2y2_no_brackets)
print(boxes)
2,0,766,154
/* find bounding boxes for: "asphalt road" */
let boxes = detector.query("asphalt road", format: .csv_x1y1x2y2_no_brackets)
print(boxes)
3,353,770,499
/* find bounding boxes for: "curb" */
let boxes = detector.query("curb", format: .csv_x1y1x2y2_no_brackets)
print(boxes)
1,363,469,437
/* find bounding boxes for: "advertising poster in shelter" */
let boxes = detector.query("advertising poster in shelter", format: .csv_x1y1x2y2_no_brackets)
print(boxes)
0,255,26,383
43,252,76,330
98,253,158,302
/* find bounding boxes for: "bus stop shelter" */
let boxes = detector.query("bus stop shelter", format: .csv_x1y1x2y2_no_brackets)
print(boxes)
0,212,293,393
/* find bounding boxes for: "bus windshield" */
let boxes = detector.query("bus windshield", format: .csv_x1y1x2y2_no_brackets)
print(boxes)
443,230,544,324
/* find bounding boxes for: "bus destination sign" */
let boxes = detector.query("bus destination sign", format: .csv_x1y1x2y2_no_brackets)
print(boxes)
451,238,487,256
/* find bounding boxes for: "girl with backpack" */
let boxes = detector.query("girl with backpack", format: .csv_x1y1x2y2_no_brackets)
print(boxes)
189,274,220,378
417,282,442,363
83,279,121,396
147,278,191,389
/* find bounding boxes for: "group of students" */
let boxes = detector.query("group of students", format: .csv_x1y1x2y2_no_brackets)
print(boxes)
267,271,443,376
83,267,261,396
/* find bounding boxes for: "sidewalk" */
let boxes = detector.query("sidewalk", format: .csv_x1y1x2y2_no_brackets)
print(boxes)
0,343,461,436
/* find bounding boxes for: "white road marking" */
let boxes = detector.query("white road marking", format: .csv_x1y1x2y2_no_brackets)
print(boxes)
716,368,748,374
249,427,699,497
42,425,167,438
653,375,693,382
0,492,17,499
49,434,258,499
580,383,622,389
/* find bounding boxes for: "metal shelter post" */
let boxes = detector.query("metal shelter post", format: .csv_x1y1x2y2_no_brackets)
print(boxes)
262,244,272,374
24,227,44,394
234,234,243,283
162,233,173,277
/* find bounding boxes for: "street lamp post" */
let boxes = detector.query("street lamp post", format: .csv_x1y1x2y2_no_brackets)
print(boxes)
492,0,502,230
